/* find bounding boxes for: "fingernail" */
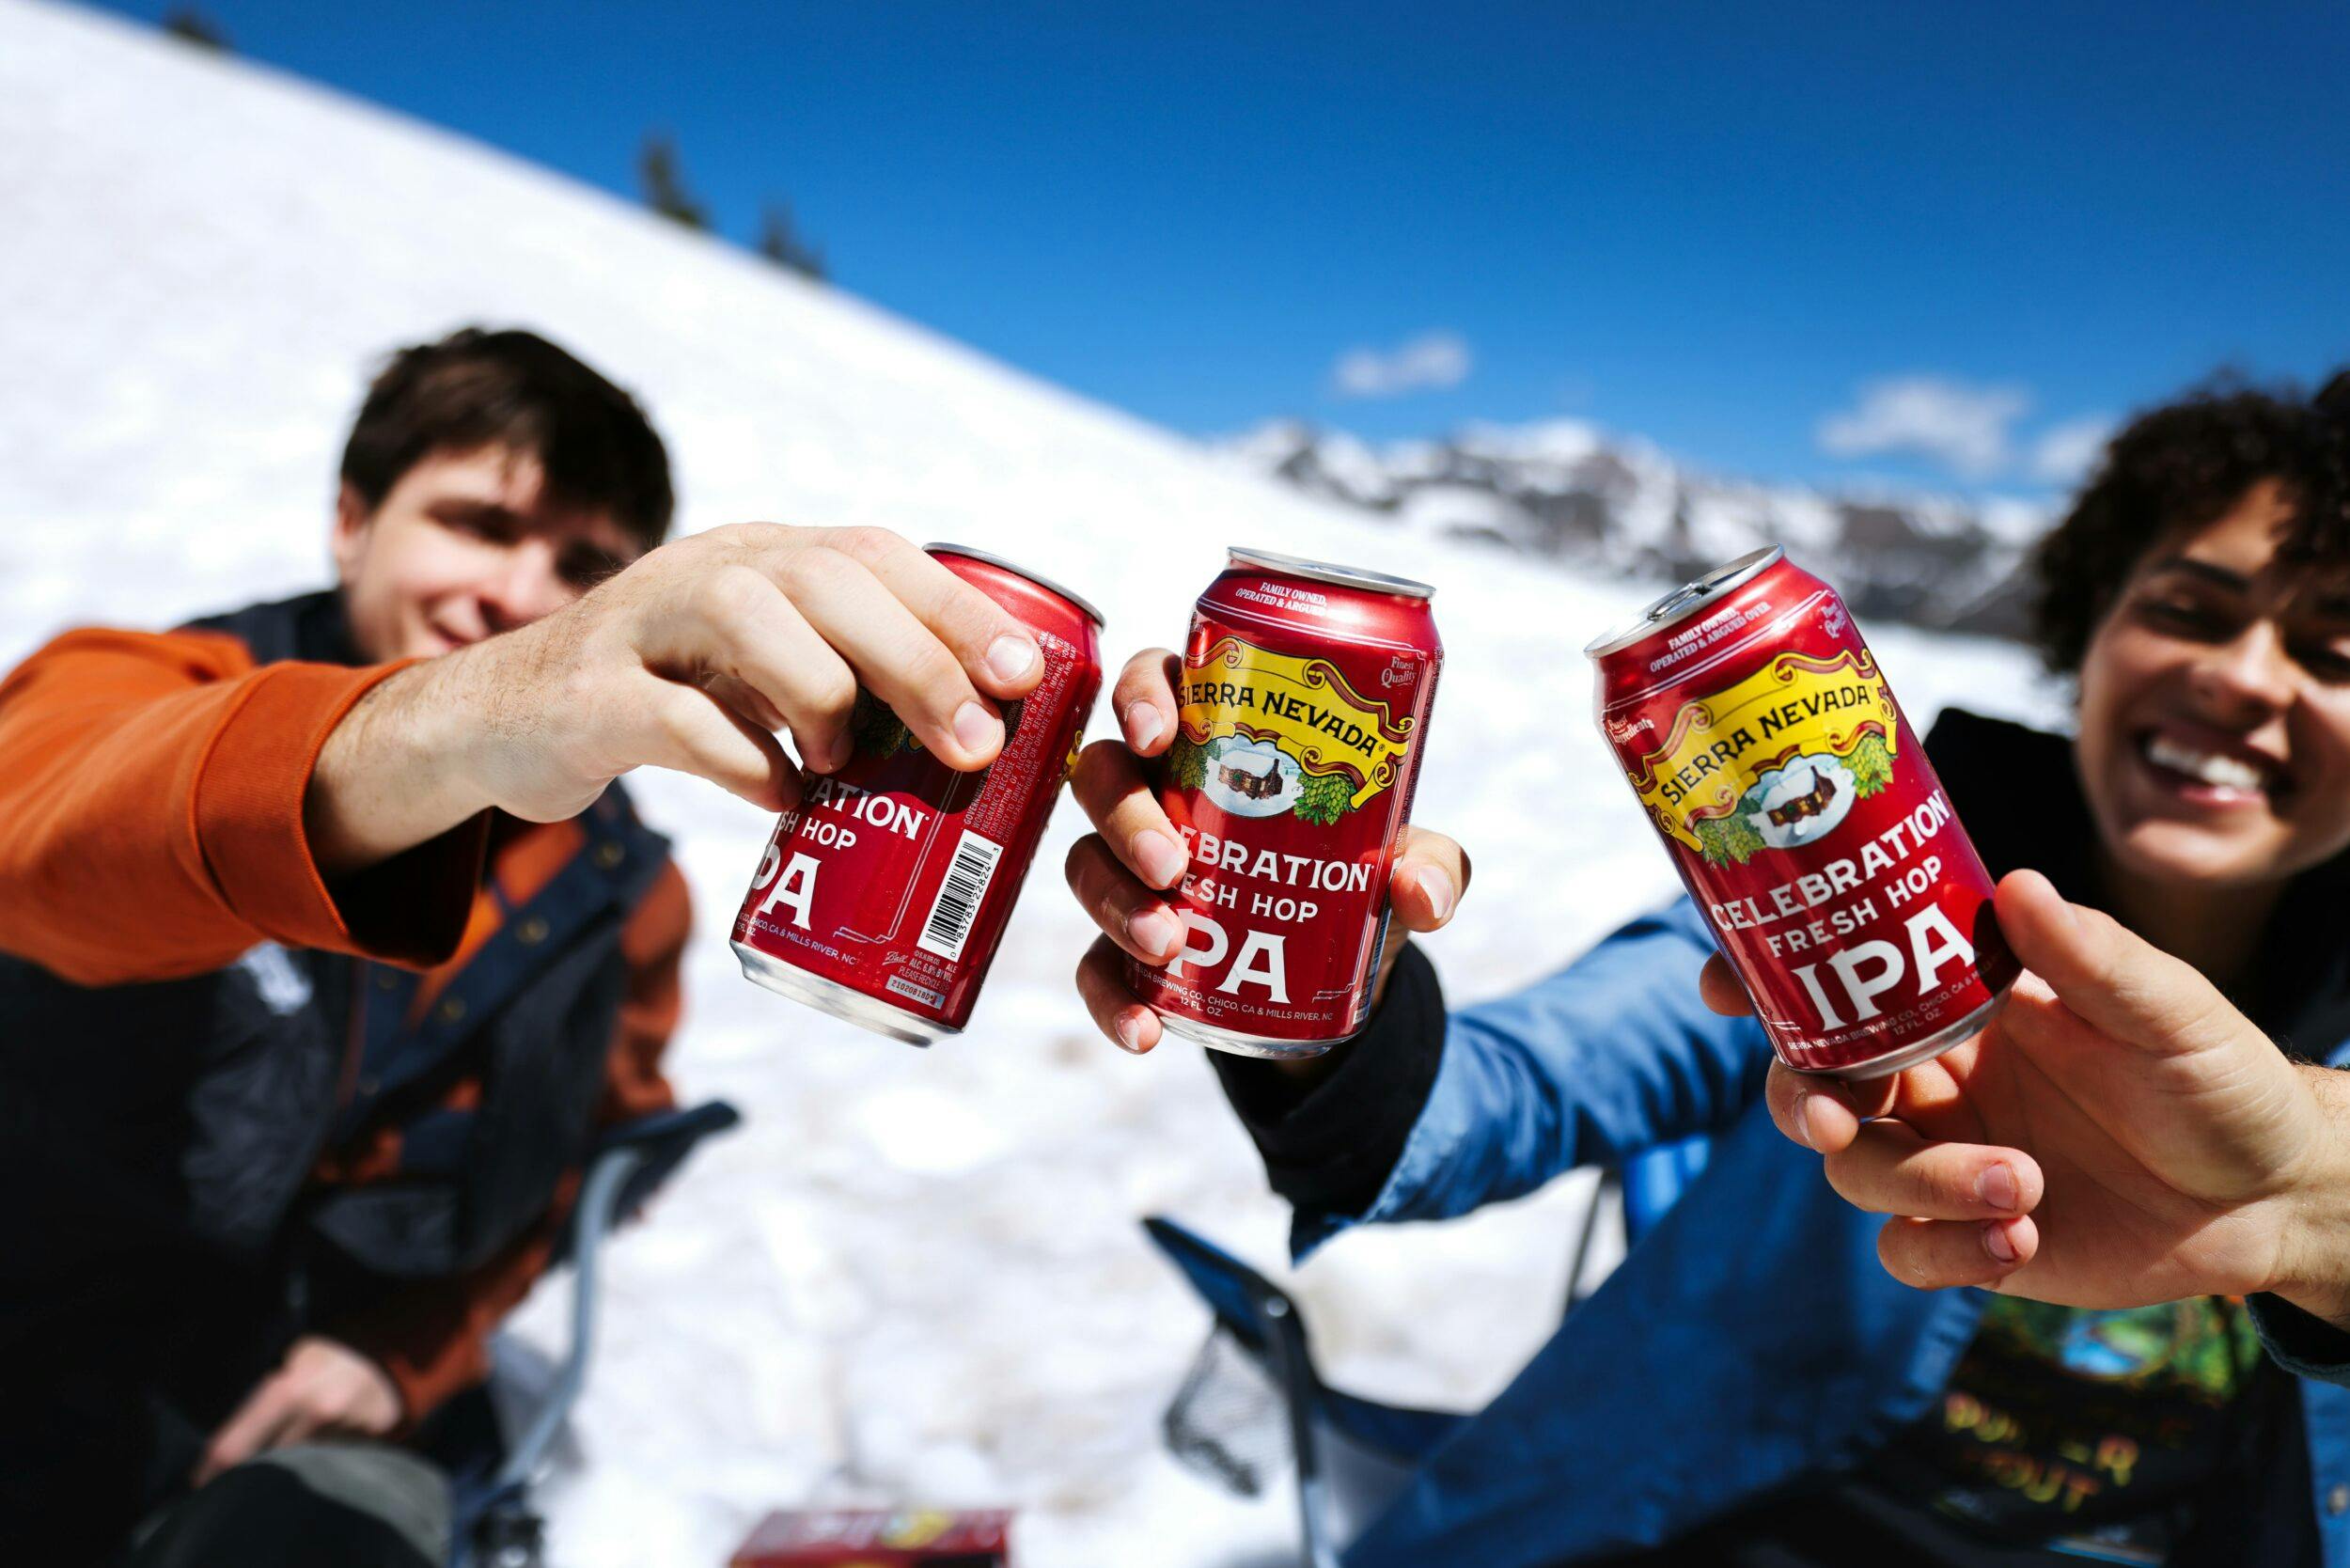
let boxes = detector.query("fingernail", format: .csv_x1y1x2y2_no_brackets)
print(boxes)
1124,701,1164,750
1791,1091,1817,1151
1129,906,1181,957
1983,1222,2020,1264
987,635,1038,684
1415,866,1455,923
1977,1164,2018,1213
952,700,999,757
1114,1011,1147,1053
1135,828,1187,887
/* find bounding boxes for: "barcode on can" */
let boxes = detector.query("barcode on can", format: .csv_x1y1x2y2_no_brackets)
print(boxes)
916,830,1005,962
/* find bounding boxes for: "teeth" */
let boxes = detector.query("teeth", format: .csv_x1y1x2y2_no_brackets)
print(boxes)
2145,734,2266,792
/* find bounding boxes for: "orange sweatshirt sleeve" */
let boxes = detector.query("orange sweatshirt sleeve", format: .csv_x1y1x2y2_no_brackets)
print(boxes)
337,861,692,1426
0,626,486,984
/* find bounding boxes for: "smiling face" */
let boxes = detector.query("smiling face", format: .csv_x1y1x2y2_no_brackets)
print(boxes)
331,443,645,663
2075,478,2350,892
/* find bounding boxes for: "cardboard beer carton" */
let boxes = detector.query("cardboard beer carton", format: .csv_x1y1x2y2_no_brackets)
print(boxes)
729,1509,1012,1567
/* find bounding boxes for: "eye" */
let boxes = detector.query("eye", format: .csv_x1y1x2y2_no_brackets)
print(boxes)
434,505,522,545
558,545,625,589
2296,642,2350,683
2138,596,2227,638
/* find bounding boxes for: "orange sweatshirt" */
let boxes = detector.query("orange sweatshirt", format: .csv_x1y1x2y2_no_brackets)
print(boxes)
0,624,686,1423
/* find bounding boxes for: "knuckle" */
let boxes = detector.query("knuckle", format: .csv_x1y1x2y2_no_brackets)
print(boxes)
1073,738,1132,798
776,543,853,599
1875,1225,1920,1286
902,642,973,714
827,525,904,565
809,666,860,724
1073,738,1116,784
699,564,770,630
1121,647,1176,680
1930,1160,1979,1214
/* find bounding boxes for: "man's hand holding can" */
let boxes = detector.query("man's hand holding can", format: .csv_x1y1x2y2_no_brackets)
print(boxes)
304,523,1045,874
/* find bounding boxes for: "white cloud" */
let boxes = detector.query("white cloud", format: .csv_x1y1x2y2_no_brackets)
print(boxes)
2029,415,2118,485
1817,376,2030,480
1330,331,1473,400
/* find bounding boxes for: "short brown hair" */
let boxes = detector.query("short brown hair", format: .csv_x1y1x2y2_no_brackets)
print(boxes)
340,327,674,553
2029,378,2346,674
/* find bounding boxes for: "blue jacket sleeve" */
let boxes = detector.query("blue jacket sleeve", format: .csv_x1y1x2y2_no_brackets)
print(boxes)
1291,897,1772,1256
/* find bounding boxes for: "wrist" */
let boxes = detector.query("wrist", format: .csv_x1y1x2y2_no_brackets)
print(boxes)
306,653,497,875
2267,1066,2350,1331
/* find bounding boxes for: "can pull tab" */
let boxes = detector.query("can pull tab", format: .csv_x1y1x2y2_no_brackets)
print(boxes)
1646,581,1712,626
1648,547,1781,624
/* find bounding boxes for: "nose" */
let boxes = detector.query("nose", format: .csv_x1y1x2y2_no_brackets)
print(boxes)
2186,620,2297,726
478,537,568,634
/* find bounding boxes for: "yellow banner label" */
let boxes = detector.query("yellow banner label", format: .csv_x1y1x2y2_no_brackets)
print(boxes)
1176,636,1415,813
1626,649,1898,857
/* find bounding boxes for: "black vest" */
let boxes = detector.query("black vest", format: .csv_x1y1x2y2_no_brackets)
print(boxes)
0,588,669,1355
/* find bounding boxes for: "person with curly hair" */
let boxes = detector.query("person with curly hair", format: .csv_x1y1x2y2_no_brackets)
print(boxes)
1068,373,2350,1566
1759,384,2350,1305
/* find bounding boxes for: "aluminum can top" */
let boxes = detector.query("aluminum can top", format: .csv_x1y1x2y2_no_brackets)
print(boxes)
1226,545,1434,603
924,541,1106,628
1583,544,1785,661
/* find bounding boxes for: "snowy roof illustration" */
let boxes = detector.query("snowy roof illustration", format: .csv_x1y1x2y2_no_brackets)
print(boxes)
1754,764,1826,814
1220,744,1280,777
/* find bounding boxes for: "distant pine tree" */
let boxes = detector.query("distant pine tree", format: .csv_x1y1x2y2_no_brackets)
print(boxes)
756,200,827,281
637,134,710,230
163,7,230,51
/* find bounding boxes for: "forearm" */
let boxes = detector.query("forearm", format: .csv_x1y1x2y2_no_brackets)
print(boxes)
304,651,500,876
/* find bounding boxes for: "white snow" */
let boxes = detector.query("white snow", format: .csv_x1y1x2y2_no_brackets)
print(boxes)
0,5,2072,1563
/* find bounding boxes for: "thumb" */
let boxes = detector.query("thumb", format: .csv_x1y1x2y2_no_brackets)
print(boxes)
1992,869,2242,1061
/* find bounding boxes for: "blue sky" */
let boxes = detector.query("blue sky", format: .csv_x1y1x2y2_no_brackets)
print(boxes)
89,1,2350,495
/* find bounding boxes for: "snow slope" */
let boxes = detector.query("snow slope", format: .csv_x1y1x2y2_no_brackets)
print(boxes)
0,6,2069,1562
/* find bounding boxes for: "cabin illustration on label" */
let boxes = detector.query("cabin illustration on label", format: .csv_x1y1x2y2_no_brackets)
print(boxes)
1199,738,1307,819
1731,749,1863,854
1762,765,1837,827
1217,747,1284,801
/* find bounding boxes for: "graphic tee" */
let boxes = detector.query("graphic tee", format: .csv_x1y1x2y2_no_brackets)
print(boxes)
1870,1294,2268,1564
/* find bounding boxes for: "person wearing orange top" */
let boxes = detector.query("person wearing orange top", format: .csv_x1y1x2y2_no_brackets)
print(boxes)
0,328,1047,1567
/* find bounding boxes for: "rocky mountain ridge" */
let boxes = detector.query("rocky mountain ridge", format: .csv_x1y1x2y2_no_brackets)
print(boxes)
1217,418,2054,636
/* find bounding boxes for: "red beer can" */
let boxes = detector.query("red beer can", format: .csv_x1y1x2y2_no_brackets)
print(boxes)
1128,547,1442,1058
1586,546,2016,1076
731,544,1104,1044
729,1508,1011,1567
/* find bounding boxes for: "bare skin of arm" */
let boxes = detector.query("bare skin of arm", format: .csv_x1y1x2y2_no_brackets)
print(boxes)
306,524,1048,874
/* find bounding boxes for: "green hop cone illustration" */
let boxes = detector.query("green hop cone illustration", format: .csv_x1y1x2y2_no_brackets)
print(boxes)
1167,734,1209,791
1692,810,1765,866
1844,729,1893,798
1293,770,1355,826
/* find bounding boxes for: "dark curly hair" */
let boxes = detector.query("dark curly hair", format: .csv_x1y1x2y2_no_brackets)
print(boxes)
2029,376,2350,673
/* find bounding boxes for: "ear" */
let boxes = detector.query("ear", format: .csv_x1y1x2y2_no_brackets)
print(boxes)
331,481,372,583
